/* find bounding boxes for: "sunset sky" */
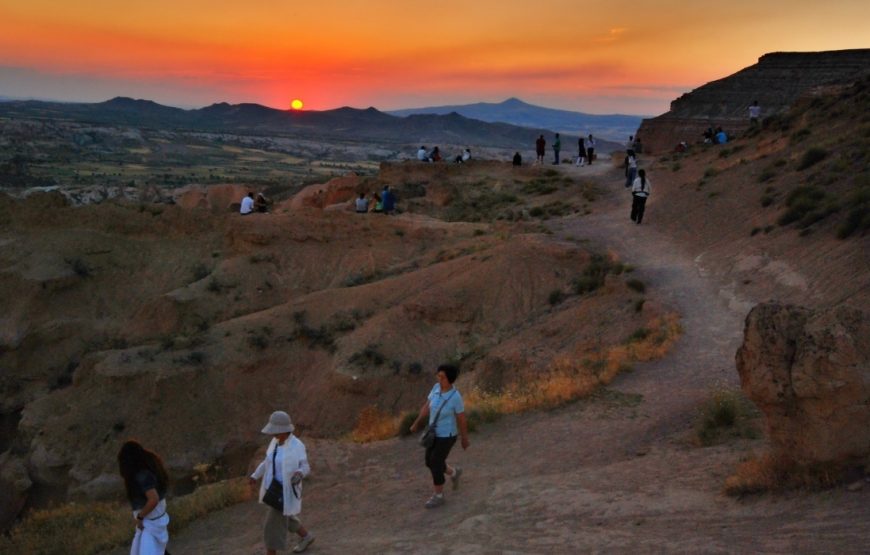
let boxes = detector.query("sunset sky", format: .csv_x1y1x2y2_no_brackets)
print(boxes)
0,0,867,115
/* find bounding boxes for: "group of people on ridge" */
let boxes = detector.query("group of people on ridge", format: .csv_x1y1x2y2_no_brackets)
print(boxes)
116,363,468,554
417,146,471,164
240,191,270,215
534,133,597,166
355,185,396,214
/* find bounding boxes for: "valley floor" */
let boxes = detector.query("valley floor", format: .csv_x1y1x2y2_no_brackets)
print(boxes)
106,162,870,554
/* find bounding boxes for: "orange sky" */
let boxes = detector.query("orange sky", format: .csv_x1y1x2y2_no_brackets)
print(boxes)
0,0,867,114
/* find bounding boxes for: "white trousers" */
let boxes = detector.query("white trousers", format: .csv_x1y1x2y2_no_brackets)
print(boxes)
130,499,170,555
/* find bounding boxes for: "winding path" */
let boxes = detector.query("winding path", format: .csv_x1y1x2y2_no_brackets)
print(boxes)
120,163,869,554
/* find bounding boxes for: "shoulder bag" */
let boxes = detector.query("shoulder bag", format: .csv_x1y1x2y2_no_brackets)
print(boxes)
419,389,456,448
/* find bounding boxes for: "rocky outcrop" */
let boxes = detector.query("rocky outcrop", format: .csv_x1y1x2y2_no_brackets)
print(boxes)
638,49,870,153
736,303,870,464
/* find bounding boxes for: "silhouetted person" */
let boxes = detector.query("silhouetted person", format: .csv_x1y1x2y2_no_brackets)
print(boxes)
586,134,596,165
576,136,586,166
749,100,761,126
255,193,269,213
355,192,369,213
552,133,561,164
630,168,651,224
535,135,546,164
512,152,522,166
381,186,396,214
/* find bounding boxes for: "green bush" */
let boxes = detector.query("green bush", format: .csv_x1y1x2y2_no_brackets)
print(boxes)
797,148,828,170
695,390,760,446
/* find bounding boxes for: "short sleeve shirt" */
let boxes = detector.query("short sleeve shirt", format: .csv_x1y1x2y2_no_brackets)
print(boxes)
428,384,464,438
130,469,164,510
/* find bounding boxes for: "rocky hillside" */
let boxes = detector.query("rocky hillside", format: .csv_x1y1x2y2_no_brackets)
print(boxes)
0,161,669,528
638,49,870,153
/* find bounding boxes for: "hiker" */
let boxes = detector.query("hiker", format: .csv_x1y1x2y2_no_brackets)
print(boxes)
552,133,561,164
535,134,546,164
255,193,269,213
240,192,255,215
633,136,643,154
250,411,316,554
417,146,428,162
630,168,651,224
454,148,471,164
118,440,171,555
626,135,635,156
749,100,761,126
586,134,596,165
512,152,523,166
409,364,469,509
429,146,442,162
355,192,369,213
576,136,586,166
624,152,638,188
703,127,714,144
715,127,728,144
381,185,396,214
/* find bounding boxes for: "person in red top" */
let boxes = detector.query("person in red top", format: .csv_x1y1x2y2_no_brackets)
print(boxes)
535,135,546,164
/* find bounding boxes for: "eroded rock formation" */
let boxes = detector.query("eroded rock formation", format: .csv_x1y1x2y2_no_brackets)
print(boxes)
638,49,870,153
736,303,870,464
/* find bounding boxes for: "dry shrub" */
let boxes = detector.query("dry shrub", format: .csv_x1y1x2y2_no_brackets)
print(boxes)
0,478,251,555
725,453,851,496
466,313,681,416
351,406,402,443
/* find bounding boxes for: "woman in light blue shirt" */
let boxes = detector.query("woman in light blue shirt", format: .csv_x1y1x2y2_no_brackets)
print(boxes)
410,364,470,508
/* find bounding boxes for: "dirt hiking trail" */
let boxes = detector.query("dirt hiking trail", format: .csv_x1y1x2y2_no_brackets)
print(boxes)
122,163,870,554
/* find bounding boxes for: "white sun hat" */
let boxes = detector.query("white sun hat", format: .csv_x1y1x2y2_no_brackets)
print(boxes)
261,410,295,434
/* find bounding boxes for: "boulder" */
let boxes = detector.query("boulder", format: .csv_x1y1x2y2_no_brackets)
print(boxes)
287,174,360,210
736,303,870,464
0,453,31,530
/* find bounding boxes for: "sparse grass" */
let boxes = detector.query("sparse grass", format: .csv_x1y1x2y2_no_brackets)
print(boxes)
0,479,251,555
750,227,761,236
836,186,870,238
790,127,811,143
206,277,221,293
758,168,776,183
778,185,838,228
671,162,682,171
465,313,681,416
522,178,559,195
703,167,719,179
174,351,206,365
349,344,386,367
760,195,774,207
626,327,651,343
797,148,828,170
572,253,622,295
633,299,645,313
694,390,759,447
351,406,403,442
724,453,853,496
248,253,277,264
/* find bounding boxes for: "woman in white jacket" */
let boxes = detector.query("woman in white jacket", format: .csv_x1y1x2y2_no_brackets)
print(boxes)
250,411,315,554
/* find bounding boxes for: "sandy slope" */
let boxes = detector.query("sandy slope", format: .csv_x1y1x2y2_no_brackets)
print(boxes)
107,162,870,554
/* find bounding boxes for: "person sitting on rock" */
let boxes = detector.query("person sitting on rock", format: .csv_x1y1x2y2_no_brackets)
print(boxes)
715,127,728,144
372,192,383,213
429,147,442,162
381,186,396,214
512,152,522,166
240,192,255,215
355,192,369,213
255,193,269,213
417,146,429,162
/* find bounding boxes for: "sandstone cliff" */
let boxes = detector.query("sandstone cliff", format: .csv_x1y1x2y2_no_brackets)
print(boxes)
638,49,870,153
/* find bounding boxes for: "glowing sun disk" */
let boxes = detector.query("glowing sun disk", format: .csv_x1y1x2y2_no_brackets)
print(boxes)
291,99,303,110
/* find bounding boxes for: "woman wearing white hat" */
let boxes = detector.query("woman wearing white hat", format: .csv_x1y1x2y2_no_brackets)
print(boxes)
250,411,315,554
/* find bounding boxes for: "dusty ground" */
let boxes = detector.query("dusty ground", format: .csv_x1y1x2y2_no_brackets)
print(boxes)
107,162,869,554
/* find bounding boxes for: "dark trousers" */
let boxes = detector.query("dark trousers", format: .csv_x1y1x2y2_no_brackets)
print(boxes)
553,148,560,164
587,148,595,164
425,436,457,486
630,194,647,224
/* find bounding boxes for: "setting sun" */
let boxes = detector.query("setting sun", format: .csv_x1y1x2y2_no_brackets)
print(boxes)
290,99,304,110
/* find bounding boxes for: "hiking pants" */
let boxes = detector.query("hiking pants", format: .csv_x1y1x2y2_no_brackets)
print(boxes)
631,194,648,224
425,436,457,486
587,148,595,164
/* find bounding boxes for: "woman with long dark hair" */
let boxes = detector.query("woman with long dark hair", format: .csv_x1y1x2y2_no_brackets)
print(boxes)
118,440,171,555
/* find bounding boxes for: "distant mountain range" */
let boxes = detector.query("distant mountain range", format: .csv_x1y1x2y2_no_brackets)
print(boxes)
389,98,645,141
0,97,620,151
